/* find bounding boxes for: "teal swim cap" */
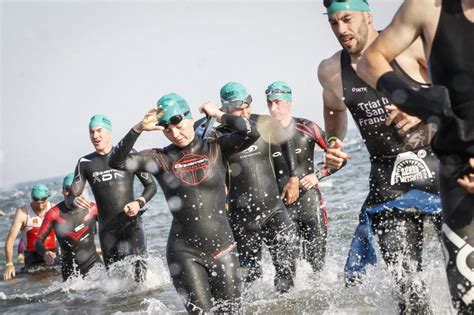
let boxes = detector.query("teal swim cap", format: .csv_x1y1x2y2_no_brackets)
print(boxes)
325,0,370,16
220,82,251,109
31,184,50,200
62,172,74,189
157,93,192,124
266,81,292,102
89,114,112,132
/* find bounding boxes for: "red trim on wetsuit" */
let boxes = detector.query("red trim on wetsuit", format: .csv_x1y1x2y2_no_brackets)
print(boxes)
211,242,237,260
319,192,328,225
311,121,328,151
84,203,98,222
154,149,170,172
296,123,315,139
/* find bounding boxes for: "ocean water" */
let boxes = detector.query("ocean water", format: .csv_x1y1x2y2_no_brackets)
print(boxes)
0,137,454,314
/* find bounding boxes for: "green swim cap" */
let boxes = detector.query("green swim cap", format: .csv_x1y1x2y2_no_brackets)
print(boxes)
220,82,251,109
266,81,292,102
62,172,74,189
31,184,50,199
89,114,112,132
157,93,192,124
325,0,370,16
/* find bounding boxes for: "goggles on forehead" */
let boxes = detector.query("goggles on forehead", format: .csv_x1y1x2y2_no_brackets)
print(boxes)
324,0,343,8
221,95,253,109
265,88,291,95
157,111,190,129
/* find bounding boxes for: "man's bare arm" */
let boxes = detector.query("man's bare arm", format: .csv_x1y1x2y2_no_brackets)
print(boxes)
4,207,27,280
323,89,348,140
318,57,351,169
357,0,428,87
318,57,348,140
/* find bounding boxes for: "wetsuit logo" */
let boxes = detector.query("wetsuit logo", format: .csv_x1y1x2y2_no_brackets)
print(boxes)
390,150,432,185
173,154,210,185
242,145,258,153
239,144,261,159
357,96,390,127
92,169,125,184
352,86,368,93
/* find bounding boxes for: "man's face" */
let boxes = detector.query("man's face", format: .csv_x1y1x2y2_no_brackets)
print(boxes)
163,118,195,148
223,104,252,119
32,198,49,212
328,11,370,55
267,99,292,123
89,127,112,153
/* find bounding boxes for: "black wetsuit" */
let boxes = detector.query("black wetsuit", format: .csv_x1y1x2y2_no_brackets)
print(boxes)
272,117,332,272
429,1,474,311
340,49,441,312
35,201,103,280
214,114,297,291
109,114,259,314
66,149,156,281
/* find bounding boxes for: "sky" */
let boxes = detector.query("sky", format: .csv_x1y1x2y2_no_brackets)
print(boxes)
0,0,403,190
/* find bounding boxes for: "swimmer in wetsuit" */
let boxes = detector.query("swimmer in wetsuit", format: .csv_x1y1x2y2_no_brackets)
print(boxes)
266,81,335,273
66,115,157,282
318,1,442,312
35,173,104,281
4,184,59,280
357,0,474,311
109,94,260,314
213,82,299,293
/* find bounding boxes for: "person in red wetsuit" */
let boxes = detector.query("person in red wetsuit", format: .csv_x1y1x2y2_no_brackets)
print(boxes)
36,173,104,281
3,184,58,280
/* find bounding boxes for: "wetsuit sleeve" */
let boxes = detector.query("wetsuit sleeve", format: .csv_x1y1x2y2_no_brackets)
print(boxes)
35,209,56,257
109,129,161,174
66,159,88,208
128,146,157,202
311,121,341,180
135,172,157,203
376,71,452,122
217,114,260,158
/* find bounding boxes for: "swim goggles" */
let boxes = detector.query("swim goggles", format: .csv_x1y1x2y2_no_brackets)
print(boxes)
324,0,343,7
33,197,48,202
221,95,253,109
158,111,191,129
265,88,291,95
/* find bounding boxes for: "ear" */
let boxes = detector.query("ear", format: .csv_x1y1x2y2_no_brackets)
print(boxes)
366,12,373,24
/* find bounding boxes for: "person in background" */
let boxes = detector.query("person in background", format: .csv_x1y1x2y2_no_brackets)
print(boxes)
66,115,157,282
266,80,335,273
4,184,58,280
214,82,299,293
35,173,103,281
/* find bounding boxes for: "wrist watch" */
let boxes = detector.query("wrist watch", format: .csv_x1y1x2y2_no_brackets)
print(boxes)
135,199,145,208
